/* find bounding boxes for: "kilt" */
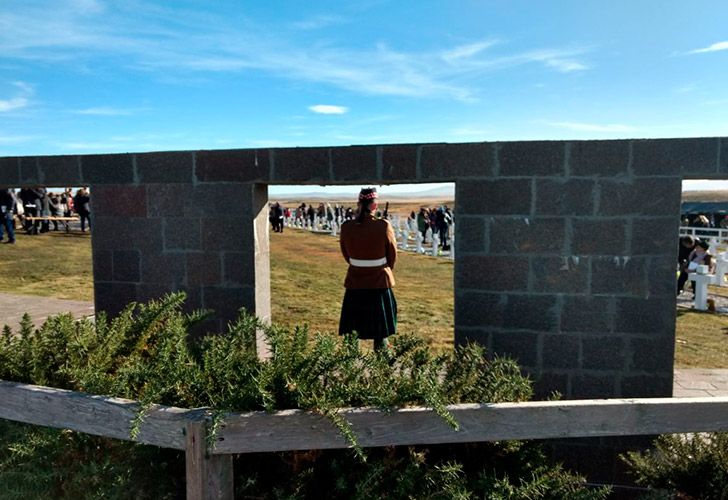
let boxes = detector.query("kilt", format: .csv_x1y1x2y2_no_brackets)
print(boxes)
338,288,397,340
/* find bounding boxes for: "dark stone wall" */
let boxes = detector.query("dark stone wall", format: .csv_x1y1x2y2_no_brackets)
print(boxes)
1,137,724,397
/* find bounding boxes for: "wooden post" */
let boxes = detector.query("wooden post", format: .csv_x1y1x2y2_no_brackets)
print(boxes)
186,419,234,500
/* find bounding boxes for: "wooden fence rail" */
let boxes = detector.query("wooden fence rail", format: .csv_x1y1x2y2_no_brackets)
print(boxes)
4,379,728,499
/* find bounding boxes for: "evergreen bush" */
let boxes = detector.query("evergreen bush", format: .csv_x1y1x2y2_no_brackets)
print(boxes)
0,293,609,499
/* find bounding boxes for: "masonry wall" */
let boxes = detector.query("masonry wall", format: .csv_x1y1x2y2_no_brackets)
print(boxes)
1,137,725,399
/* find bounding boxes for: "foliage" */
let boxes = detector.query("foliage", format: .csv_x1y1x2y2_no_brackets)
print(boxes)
0,292,606,499
623,432,728,499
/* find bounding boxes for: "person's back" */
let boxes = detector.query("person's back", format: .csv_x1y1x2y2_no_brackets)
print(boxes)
340,215,397,289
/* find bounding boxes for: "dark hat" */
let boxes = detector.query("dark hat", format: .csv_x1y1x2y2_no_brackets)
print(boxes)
697,239,710,250
358,187,378,201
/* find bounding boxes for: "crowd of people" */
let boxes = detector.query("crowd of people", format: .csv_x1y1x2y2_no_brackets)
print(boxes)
0,187,91,244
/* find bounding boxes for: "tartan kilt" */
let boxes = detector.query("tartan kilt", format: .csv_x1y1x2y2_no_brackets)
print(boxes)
338,288,397,340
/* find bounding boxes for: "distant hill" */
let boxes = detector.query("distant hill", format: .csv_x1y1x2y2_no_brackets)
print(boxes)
682,190,728,202
273,184,455,201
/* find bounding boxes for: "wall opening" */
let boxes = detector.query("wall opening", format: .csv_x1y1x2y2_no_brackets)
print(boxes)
267,182,455,349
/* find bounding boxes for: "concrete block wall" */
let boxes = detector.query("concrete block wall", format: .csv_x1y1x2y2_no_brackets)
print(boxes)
0,137,725,398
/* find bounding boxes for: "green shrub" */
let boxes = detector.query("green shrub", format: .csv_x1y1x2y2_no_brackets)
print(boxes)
0,292,608,499
623,432,728,499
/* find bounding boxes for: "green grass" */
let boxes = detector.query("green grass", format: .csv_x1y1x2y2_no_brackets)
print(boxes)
4,227,728,366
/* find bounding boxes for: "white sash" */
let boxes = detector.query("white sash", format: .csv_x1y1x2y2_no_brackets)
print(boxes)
349,257,387,267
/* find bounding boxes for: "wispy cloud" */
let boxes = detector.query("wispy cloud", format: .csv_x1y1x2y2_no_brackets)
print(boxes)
688,41,728,54
309,104,348,115
545,121,637,133
0,81,33,112
74,106,139,116
0,2,592,101
291,14,345,30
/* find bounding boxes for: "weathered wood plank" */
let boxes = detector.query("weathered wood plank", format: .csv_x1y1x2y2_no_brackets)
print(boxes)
212,397,728,454
0,380,188,450
186,420,234,500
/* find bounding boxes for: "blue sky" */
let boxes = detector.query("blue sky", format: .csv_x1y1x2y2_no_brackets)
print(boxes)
1,1,728,193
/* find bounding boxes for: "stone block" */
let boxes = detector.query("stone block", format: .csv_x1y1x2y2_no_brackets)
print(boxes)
82,154,134,184
542,335,579,369
186,252,222,286
272,147,330,183
137,151,194,183
569,140,630,176
572,219,627,255
598,177,681,216
491,330,539,368
331,146,378,182
203,285,256,322
92,249,113,282
91,185,147,217
147,184,192,217
571,374,618,399
94,282,138,319
113,250,141,282
19,157,38,184
633,138,718,176
591,256,647,296
38,155,81,186
457,179,532,215
582,336,625,370
531,256,589,294
534,372,570,399
196,149,269,183
561,296,614,334
455,291,505,327
499,140,565,176
490,217,565,254
620,374,672,398
0,157,19,187
535,178,595,216
456,255,529,291
629,336,675,373
92,217,163,252
140,252,186,286
454,216,486,253
186,184,253,217
721,138,728,174
164,218,202,251
382,145,418,181
223,251,253,286
614,297,675,335
647,255,679,297
420,142,493,179
202,216,251,251
631,217,679,253
454,327,490,347
503,294,559,332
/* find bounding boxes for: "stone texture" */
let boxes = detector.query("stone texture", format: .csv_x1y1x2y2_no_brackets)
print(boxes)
137,151,194,183
561,296,614,334
92,249,113,282
582,336,625,370
94,282,138,319
92,217,163,252
499,140,565,176
620,375,672,398
646,255,678,297
454,216,486,253
38,155,81,186
614,297,675,335
19,157,38,184
542,335,579,369
721,138,728,174
570,140,630,176
535,179,595,216
534,372,570,399
599,177,681,216
164,218,202,251
147,184,192,217
457,179,532,215
186,184,253,218
455,291,504,327
591,256,647,296
631,217,679,253
223,251,251,286
331,146,378,182
91,185,147,217
186,252,222,286
82,154,134,184
503,294,559,332
202,216,250,251
0,157,19,187
272,147,330,183
382,145,418,181
112,250,141,282
572,219,627,255
490,217,565,254
140,252,186,287
196,149,269,183
571,375,617,399
491,330,539,368
633,138,718,176
456,255,529,291
202,286,255,323
630,336,675,373
420,142,493,179
531,256,589,294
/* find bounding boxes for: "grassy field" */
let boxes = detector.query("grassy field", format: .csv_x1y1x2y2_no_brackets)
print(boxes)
2,223,728,366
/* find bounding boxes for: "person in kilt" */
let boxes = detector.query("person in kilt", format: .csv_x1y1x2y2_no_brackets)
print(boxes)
338,187,398,351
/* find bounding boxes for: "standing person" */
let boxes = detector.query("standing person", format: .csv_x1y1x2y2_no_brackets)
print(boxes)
74,187,91,232
0,188,16,244
48,192,63,231
677,235,696,295
416,208,428,243
338,187,398,351
18,187,41,234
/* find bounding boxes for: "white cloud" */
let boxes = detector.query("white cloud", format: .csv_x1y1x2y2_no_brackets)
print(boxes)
0,80,33,112
689,41,728,54
74,106,136,116
441,40,498,62
309,104,348,115
545,121,637,133
544,58,589,72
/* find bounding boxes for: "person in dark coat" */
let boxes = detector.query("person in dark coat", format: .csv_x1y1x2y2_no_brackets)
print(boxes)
18,187,41,234
73,188,91,232
338,187,398,351
677,235,697,295
0,189,16,244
